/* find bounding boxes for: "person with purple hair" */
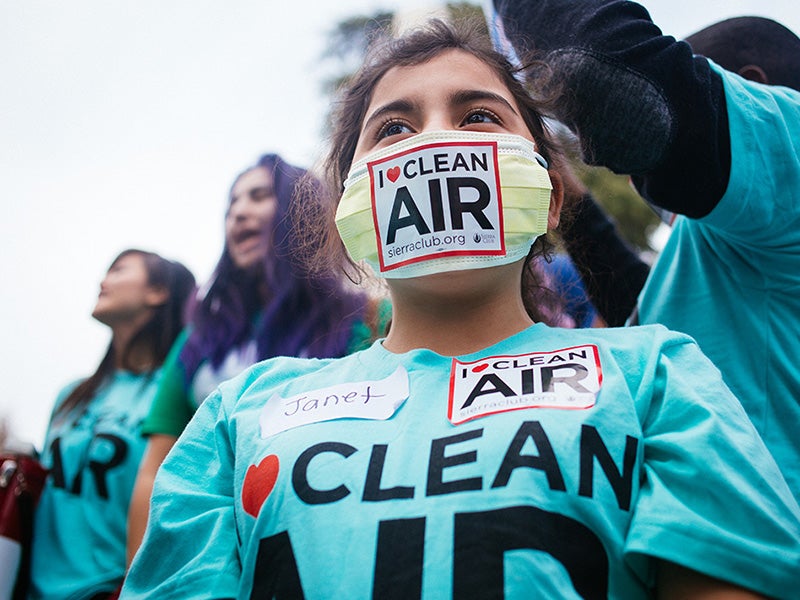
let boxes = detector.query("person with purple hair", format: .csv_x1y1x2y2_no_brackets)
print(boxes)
125,154,389,564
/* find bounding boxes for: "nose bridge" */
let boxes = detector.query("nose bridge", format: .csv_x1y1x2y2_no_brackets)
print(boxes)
228,194,251,220
423,106,452,133
99,270,113,290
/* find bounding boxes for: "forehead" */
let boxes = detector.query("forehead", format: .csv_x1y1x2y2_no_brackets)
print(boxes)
111,252,146,271
232,167,272,196
366,49,516,112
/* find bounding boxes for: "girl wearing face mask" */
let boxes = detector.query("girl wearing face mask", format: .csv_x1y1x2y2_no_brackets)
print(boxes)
126,154,389,564
122,21,800,600
29,249,194,600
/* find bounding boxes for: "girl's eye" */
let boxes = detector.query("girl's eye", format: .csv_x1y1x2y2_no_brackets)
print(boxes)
463,109,500,126
250,186,274,201
378,120,412,139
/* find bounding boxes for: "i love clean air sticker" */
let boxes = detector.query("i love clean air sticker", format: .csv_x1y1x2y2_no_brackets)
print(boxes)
259,366,409,438
448,345,602,425
368,140,505,272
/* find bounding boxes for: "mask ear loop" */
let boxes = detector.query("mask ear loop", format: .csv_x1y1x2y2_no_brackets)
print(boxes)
533,152,548,169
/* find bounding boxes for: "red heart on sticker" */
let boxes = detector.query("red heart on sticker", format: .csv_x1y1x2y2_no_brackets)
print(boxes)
472,363,489,373
242,454,279,518
387,166,400,182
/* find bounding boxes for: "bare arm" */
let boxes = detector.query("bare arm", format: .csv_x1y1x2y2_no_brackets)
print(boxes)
657,561,768,600
126,433,178,567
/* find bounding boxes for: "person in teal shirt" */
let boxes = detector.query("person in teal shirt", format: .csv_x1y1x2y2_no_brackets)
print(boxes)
491,3,800,502
29,249,194,600
123,16,800,599
126,155,390,563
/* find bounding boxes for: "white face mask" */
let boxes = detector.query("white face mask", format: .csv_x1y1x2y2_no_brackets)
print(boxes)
335,130,552,279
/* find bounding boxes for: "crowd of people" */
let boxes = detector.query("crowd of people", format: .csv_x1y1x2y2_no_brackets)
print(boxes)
8,1,799,598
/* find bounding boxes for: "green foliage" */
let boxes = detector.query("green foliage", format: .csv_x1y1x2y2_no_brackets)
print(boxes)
319,2,484,95
446,1,487,30
574,163,660,252
320,11,394,95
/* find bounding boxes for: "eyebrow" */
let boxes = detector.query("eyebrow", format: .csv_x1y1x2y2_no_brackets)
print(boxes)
362,98,417,133
449,89,519,115
230,185,274,205
362,89,520,133
249,185,274,197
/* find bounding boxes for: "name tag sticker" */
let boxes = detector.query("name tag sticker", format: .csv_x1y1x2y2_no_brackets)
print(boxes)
260,366,409,438
368,140,505,272
448,345,602,425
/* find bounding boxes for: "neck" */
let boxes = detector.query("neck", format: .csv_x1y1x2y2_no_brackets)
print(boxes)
109,315,156,371
382,264,534,356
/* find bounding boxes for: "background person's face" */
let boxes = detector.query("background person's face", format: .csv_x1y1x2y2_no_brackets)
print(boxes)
92,253,157,327
225,167,277,271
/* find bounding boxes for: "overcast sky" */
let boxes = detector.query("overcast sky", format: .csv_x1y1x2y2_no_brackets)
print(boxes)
3,0,798,450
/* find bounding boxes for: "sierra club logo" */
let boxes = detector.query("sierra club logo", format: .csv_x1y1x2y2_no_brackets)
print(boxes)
368,140,505,271
448,346,602,425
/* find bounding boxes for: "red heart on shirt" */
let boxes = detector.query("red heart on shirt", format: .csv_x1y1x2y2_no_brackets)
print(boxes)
472,363,490,373
242,454,280,518
387,166,401,182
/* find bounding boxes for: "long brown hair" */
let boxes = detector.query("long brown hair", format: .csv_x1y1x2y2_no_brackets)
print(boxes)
53,249,195,422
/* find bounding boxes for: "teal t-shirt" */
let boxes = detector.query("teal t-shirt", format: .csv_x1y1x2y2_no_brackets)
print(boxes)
30,370,161,600
141,299,393,438
637,66,800,500
123,325,800,599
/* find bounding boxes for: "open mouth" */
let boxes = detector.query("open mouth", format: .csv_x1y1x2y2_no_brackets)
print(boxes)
234,228,260,243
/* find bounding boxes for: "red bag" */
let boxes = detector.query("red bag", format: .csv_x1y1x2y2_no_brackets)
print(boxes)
0,454,47,600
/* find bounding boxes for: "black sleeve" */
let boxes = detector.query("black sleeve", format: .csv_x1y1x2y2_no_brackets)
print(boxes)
561,193,650,326
494,0,731,218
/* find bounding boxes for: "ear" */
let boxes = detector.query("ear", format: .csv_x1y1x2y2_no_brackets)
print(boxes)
546,170,565,230
144,286,169,308
738,64,769,85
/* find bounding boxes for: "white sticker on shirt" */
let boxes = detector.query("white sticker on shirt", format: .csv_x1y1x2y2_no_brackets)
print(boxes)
448,345,602,425
259,366,409,438
368,140,505,272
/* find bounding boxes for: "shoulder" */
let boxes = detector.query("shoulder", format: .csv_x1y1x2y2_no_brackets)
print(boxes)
169,327,192,355
546,324,706,379
217,351,368,406
504,324,702,376
554,323,692,347
703,65,800,239
717,62,800,114
718,66,800,165
99,371,162,405
56,377,85,401
46,377,86,424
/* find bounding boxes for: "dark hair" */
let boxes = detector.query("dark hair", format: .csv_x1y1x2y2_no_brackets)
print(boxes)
685,16,800,91
55,249,196,421
179,154,369,383
309,17,566,324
